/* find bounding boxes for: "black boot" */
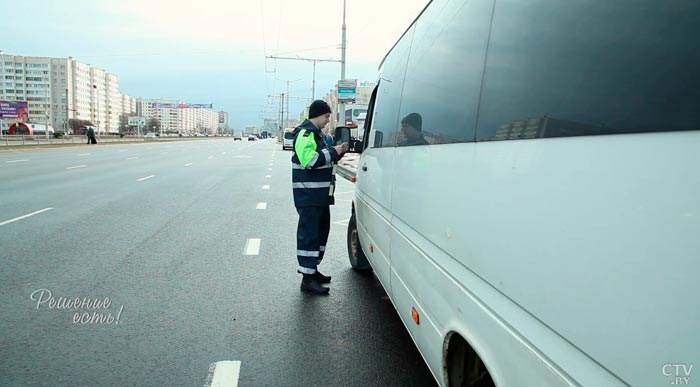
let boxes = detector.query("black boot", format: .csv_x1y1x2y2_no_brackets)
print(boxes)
313,270,331,284
300,274,330,295
297,269,331,284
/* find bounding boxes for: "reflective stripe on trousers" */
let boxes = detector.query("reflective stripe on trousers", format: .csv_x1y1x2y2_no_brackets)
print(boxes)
296,206,331,272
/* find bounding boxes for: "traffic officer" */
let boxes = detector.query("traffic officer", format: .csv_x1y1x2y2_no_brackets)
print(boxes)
292,100,349,295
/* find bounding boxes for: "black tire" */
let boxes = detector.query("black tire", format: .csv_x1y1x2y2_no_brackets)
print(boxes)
347,212,373,272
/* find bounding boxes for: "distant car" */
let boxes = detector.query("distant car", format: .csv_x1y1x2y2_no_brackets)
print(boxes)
248,136,256,141
144,133,157,139
283,128,294,150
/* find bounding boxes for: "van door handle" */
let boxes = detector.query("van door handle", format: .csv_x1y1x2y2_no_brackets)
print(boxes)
361,165,367,171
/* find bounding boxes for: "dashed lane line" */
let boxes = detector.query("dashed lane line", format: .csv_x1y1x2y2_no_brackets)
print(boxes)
0,208,54,227
207,361,241,387
256,202,267,210
185,163,193,167
5,159,29,163
137,175,155,182
244,239,261,256
66,165,87,170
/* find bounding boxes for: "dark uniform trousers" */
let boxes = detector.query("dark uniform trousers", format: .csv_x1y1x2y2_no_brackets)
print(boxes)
296,206,331,273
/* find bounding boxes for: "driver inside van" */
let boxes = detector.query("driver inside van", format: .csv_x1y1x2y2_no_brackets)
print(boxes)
399,112,429,146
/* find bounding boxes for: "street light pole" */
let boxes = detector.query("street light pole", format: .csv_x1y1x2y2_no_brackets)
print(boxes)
93,84,99,140
339,0,347,128
45,75,50,140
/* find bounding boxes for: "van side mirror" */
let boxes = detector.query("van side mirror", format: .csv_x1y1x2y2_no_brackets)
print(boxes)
334,126,351,145
335,126,363,153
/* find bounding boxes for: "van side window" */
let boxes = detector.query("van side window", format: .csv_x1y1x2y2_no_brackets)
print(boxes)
396,0,494,146
370,26,415,148
476,0,700,141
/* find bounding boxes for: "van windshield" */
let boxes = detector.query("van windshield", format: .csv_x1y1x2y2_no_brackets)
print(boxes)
284,131,295,140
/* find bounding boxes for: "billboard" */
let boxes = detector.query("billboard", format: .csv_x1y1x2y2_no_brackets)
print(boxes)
337,79,357,103
338,87,356,103
0,101,29,120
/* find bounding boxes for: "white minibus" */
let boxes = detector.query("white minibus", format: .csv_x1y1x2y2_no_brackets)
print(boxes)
339,0,699,386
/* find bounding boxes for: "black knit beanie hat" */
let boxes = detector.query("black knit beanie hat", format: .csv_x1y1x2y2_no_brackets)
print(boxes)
308,100,331,119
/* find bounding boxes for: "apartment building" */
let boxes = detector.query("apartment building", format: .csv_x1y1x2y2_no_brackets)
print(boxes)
2,52,226,136
137,98,219,135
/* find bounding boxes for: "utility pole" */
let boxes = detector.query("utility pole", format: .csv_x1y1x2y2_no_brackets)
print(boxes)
45,75,50,140
280,93,284,133
276,78,301,129
93,84,99,140
266,56,342,101
339,0,347,128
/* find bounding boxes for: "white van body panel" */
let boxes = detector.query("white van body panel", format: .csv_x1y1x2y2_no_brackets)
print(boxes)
381,132,700,386
355,148,397,291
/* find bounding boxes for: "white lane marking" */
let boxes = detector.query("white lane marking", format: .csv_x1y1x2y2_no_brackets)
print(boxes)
268,163,273,166
208,156,214,159
78,153,91,156
137,175,155,182
334,218,350,226
184,163,193,167
267,168,272,171
160,152,168,155
208,361,241,387
127,157,139,160
6,159,29,163
66,165,87,170
256,202,267,210
262,185,270,190
244,239,261,256
0,208,54,226
231,156,251,159
265,175,271,178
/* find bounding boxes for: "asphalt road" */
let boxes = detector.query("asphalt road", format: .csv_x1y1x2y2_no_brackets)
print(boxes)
0,139,437,386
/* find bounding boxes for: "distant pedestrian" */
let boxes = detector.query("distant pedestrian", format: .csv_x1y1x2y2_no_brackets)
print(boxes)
325,130,334,148
86,127,97,144
291,100,349,295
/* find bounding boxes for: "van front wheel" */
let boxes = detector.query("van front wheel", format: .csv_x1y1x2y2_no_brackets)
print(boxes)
347,212,373,272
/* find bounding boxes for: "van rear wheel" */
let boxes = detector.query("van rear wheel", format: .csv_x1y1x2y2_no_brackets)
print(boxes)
347,212,372,272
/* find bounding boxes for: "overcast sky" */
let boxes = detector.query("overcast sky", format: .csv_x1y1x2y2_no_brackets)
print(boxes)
2,0,428,129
